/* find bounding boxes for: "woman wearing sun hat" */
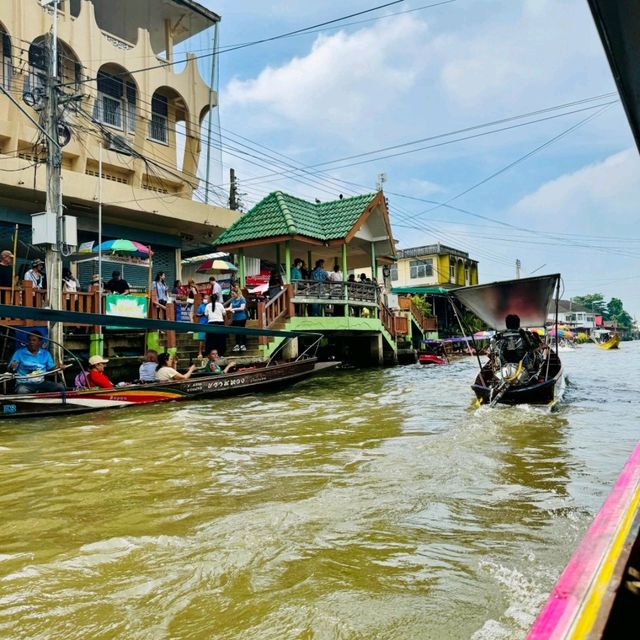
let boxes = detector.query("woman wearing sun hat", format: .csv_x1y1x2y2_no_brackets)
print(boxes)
87,355,114,388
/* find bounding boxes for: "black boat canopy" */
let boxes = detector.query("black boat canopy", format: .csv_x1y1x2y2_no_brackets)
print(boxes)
450,274,560,330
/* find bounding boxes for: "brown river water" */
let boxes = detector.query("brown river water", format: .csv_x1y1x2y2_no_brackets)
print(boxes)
0,342,639,639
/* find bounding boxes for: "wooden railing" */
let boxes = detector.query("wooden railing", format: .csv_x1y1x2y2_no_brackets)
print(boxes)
398,295,438,332
256,285,293,345
291,279,379,308
379,300,400,338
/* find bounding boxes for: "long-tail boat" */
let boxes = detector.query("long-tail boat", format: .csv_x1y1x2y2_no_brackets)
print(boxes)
450,274,564,407
0,305,335,419
527,442,640,639
598,334,621,350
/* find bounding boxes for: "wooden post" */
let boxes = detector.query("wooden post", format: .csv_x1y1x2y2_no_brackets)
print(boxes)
166,303,176,349
238,248,246,288
342,243,349,316
10,224,18,304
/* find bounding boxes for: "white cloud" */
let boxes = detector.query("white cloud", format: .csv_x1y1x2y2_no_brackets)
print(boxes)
224,15,429,139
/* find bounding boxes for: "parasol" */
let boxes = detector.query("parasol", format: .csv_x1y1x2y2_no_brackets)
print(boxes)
196,258,237,273
473,330,495,339
549,328,574,338
93,239,152,258
529,327,546,335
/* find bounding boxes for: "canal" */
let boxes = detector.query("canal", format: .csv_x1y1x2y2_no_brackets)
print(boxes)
1,342,638,639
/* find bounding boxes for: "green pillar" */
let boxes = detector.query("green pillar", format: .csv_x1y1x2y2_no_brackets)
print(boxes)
239,248,246,287
342,243,349,316
285,240,292,284
89,333,104,357
341,243,348,278
370,241,377,279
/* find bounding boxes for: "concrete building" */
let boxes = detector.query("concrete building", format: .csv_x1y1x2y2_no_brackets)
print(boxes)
0,0,238,288
389,243,479,289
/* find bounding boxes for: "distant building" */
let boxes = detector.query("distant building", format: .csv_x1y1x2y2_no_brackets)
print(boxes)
388,243,478,288
548,300,596,332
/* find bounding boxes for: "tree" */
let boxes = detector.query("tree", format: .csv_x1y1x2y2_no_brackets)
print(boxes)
607,297,633,330
572,293,607,316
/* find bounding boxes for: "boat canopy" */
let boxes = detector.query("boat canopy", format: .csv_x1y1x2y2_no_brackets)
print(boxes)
450,274,560,330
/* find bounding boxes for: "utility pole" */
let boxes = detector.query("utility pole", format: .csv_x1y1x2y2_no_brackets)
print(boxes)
44,3,64,362
515,258,521,279
229,168,238,210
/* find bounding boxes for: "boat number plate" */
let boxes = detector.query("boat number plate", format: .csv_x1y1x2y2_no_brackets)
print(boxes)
2,404,17,414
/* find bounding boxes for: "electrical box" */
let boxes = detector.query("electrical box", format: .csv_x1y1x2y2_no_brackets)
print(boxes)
31,212,57,245
62,215,77,248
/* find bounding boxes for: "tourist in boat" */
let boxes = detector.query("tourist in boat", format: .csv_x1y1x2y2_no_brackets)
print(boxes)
105,270,130,295
138,350,158,383
491,314,541,369
201,350,236,375
87,355,114,388
204,294,226,356
155,352,196,382
228,288,248,352
9,330,66,394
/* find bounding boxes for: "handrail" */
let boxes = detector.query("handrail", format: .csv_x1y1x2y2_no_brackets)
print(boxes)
256,285,292,344
379,300,397,338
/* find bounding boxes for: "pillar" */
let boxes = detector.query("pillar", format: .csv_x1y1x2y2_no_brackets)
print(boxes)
342,243,349,316
284,240,292,284
239,248,246,288
370,241,377,279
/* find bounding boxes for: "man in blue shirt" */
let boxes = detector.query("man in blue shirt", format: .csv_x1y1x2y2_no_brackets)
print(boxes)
9,331,65,394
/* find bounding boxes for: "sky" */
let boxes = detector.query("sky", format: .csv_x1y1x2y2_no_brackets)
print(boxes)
196,0,640,318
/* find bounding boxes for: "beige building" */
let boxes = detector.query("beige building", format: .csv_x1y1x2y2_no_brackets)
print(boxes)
0,0,238,287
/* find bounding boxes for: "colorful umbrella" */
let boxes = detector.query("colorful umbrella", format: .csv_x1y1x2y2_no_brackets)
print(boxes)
529,327,546,335
549,328,574,338
196,258,237,273
473,330,495,339
93,239,152,257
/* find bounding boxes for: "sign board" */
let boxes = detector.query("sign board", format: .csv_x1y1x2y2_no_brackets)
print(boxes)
105,294,148,330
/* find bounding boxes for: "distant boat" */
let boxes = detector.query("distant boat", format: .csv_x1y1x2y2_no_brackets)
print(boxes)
450,274,564,407
598,333,620,350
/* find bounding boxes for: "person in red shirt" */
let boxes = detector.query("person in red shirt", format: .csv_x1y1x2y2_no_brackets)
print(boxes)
87,355,114,388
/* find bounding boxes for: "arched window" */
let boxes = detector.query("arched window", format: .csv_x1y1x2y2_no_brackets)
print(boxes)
93,65,136,134
27,38,47,96
0,27,11,89
150,92,169,143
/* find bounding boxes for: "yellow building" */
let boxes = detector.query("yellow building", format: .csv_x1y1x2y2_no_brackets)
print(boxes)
0,0,238,286
390,243,478,288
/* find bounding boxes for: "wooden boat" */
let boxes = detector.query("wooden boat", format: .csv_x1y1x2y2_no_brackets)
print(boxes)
527,442,640,639
0,304,335,420
0,358,336,419
418,353,447,365
450,274,564,407
598,334,621,350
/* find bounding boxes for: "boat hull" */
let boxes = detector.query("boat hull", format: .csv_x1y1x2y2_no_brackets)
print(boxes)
598,334,620,350
0,359,334,420
471,352,563,406
418,354,448,365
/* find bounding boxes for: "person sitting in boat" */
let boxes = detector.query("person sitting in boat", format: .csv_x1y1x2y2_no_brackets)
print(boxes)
87,355,114,388
155,352,196,382
9,331,66,394
138,350,158,383
493,314,540,367
201,350,236,375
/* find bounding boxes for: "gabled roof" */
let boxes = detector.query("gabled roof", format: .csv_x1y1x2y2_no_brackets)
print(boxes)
214,191,379,247
557,299,592,314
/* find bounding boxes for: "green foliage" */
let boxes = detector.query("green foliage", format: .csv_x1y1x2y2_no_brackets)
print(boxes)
576,332,590,344
572,293,607,316
461,310,486,334
607,297,633,329
411,295,432,317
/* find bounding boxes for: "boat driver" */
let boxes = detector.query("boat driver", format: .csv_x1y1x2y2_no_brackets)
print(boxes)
9,331,66,394
493,314,540,366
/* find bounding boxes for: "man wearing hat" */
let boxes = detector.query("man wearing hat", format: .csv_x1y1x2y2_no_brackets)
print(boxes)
0,249,14,288
9,330,66,394
25,259,45,289
87,355,114,388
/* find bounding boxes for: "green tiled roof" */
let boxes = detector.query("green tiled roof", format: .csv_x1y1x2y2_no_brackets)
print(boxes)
214,191,377,245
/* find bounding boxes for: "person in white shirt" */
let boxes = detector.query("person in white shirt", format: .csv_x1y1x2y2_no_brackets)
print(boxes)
208,277,223,303
154,352,195,382
327,264,343,282
204,297,226,356
25,259,45,289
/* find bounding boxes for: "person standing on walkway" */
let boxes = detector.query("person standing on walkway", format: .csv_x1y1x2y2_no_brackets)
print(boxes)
0,250,14,288
228,288,248,352
204,294,226,356
24,259,45,289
